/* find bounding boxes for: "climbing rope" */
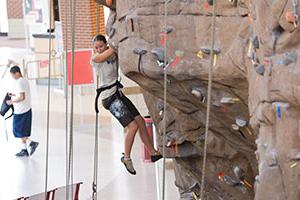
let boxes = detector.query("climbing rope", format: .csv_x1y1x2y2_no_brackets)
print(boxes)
64,0,70,199
200,0,217,199
162,0,169,200
44,0,53,197
92,3,101,200
67,0,77,199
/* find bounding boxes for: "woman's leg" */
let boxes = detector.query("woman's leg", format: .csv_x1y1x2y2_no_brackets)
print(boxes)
124,120,138,158
134,115,157,155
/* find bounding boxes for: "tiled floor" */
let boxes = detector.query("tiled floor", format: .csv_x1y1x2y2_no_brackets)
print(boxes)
0,40,179,199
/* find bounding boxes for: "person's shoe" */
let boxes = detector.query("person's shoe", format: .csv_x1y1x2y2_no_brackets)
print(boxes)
28,141,39,156
121,155,136,175
151,152,162,162
15,149,29,157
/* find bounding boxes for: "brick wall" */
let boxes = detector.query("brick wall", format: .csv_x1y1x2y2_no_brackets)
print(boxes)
59,0,105,50
7,0,24,19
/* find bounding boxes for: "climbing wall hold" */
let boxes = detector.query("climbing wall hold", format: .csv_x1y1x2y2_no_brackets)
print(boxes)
247,41,254,59
203,2,210,11
271,26,284,54
277,52,298,66
279,1,296,25
133,48,147,73
232,124,246,138
108,27,116,38
159,110,164,116
200,47,221,55
267,151,278,167
213,54,217,67
293,0,299,27
191,88,206,102
242,180,253,189
220,97,240,104
236,117,247,127
255,64,265,76
276,104,281,119
207,0,213,6
285,11,295,23
170,51,184,68
166,79,171,85
233,166,245,181
272,102,290,119
161,32,167,46
264,57,273,76
235,117,253,135
197,51,203,59
151,48,168,68
228,0,238,7
218,172,246,192
151,48,164,62
164,26,174,34
191,89,202,98
133,48,147,56
290,162,298,168
192,192,199,200
252,36,259,49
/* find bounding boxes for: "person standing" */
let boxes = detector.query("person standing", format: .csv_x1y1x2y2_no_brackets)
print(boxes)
6,66,39,157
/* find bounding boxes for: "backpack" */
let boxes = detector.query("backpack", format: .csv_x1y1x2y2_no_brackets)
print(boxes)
0,93,14,120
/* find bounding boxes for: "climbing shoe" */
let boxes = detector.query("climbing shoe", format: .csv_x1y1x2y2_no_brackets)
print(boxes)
15,149,29,157
28,141,39,156
151,152,162,162
121,155,136,175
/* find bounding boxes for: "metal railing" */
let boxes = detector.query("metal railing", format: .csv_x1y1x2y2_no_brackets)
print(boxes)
23,53,64,80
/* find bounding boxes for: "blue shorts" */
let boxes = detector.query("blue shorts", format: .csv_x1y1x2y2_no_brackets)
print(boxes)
13,109,32,138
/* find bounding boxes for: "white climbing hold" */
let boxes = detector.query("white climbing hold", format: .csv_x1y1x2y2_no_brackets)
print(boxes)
220,97,240,104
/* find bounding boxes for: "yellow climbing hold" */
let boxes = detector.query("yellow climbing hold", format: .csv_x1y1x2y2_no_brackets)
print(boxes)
290,162,298,168
197,51,203,59
213,54,217,66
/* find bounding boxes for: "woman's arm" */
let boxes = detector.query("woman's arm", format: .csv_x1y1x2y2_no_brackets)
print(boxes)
92,47,115,63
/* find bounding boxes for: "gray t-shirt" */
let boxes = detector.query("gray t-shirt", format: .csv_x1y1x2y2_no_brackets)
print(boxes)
92,53,118,100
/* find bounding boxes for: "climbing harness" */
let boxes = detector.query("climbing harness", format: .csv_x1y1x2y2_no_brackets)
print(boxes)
94,81,124,113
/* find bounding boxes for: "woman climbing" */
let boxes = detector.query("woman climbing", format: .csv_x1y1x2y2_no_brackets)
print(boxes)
91,34,162,175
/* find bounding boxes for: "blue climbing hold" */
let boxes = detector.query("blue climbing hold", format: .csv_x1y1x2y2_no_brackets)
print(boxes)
277,104,281,119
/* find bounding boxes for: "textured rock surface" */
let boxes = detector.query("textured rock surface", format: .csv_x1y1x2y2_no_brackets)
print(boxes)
99,0,300,199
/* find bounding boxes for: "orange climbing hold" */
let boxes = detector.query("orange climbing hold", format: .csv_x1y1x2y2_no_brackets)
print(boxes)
285,11,296,23
106,0,113,6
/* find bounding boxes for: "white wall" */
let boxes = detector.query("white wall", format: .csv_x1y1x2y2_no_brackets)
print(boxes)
8,19,26,38
0,0,8,32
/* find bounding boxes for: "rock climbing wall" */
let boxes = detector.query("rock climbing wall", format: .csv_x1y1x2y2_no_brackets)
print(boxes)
98,0,300,199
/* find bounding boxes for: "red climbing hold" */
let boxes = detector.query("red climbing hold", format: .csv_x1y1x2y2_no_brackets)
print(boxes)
161,32,166,46
203,2,210,11
218,172,225,181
